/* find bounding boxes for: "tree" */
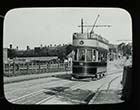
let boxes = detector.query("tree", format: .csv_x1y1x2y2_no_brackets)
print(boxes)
66,44,74,55
8,49,16,59
117,43,132,56
118,43,125,51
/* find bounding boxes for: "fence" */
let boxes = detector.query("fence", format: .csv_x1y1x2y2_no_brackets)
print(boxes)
3,62,72,77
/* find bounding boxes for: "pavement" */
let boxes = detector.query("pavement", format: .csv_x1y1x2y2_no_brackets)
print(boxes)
4,71,71,84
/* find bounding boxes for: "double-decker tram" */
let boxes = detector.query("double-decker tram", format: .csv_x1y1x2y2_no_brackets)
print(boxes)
71,17,110,80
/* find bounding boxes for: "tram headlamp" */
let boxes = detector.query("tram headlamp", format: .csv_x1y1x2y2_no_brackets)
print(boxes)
80,62,83,66
73,33,77,38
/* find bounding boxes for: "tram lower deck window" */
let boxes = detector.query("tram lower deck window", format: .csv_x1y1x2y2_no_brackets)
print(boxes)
86,49,92,61
98,52,101,62
79,49,85,61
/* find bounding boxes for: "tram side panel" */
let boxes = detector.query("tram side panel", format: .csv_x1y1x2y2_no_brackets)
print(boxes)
72,61,97,78
72,61,107,78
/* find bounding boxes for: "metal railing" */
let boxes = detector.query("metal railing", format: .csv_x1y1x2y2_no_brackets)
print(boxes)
3,62,72,77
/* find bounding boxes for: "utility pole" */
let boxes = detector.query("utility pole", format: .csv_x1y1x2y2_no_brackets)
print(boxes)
81,18,83,33
78,15,111,34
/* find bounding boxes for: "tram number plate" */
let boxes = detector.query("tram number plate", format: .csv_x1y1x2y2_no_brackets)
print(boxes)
79,63,83,66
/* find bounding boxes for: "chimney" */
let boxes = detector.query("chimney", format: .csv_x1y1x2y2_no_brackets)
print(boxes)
10,44,12,49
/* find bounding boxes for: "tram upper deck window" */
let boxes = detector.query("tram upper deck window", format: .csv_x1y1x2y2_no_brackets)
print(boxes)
86,49,92,61
78,49,85,61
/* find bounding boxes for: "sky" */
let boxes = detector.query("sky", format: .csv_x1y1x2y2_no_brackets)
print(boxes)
3,8,132,50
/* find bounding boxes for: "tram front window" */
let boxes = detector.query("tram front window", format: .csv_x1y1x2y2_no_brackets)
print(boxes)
86,49,92,61
79,49,85,61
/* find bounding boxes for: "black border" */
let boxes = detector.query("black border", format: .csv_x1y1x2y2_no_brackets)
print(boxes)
0,0,137,110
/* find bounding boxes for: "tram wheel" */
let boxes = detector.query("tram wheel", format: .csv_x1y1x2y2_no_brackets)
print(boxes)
99,74,102,78
70,76,74,80
101,73,104,78
92,77,97,81
95,74,97,78
97,74,100,79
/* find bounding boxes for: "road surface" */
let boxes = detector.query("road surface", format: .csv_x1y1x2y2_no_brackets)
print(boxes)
4,59,125,104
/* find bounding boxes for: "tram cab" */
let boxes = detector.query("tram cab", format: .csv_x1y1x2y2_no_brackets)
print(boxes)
72,32,109,79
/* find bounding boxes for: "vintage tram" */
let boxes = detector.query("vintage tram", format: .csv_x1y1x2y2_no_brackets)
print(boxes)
71,18,109,80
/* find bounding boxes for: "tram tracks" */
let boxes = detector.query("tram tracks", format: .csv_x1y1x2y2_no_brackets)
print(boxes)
8,77,65,103
9,89,44,103
9,70,123,104
106,70,123,76
34,71,123,104
35,81,88,104
9,78,83,104
106,75,121,92
89,74,122,104
9,78,95,104
36,81,94,104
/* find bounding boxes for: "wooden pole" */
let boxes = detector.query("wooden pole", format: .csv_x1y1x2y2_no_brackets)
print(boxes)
8,63,10,76
27,63,29,74
38,62,40,73
18,63,20,74
13,62,15,75
32,62,33,74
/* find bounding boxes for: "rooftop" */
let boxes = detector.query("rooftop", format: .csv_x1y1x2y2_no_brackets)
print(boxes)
73,32,109,44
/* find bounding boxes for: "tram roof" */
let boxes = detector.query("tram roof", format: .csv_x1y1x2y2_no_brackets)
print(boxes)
73,32,109,44
73,46,109,52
